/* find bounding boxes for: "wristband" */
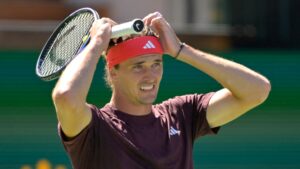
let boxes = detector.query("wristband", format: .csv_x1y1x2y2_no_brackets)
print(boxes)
174,42,185,59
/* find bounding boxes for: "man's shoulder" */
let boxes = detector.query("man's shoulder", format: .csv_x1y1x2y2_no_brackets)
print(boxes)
156,94,200,106
87,103,116,120
153,94,196,112
154,93,214,111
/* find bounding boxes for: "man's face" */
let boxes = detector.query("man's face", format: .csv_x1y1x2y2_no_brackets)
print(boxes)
111,54,163,105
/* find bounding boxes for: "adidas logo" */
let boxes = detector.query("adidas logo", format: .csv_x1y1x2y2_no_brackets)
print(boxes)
143,40,156,49
169,126,181,136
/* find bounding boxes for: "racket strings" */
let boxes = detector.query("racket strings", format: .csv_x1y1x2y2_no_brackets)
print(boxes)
39,12,95,77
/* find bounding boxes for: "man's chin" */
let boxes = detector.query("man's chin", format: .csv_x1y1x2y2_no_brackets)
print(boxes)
139,95,157,105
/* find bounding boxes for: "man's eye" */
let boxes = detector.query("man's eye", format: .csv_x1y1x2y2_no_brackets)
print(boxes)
133,65,143,71
152,63,161,69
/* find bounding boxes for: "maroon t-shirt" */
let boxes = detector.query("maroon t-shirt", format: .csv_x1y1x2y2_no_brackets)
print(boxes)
58,93,220,169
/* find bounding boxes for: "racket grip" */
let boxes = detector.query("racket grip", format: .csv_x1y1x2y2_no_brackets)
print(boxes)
111,19,144,39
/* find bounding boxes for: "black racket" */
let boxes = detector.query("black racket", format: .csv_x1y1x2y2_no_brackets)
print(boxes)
36,7,144,81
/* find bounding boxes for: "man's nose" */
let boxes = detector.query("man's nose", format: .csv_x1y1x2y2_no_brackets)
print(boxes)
143,67,157,82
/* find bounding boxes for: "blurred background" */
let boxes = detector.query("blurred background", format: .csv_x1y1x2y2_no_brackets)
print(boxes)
0,0,299,168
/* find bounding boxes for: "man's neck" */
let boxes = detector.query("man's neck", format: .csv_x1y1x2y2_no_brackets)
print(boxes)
109,94,152,116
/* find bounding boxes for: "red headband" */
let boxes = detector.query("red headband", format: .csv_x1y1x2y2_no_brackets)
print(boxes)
106,36,163,69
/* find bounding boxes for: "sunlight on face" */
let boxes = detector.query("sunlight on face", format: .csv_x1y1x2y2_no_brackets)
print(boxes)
111,54,163,105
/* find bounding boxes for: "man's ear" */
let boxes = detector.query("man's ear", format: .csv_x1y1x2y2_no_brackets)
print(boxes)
109,67,117,80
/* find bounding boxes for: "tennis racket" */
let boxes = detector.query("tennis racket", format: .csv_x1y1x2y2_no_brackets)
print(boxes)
36,7,144,81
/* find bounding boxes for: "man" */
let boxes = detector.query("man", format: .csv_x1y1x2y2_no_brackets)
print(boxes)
52,12,271,169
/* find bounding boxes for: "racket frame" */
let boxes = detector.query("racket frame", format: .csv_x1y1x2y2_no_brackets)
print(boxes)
36,7,99,81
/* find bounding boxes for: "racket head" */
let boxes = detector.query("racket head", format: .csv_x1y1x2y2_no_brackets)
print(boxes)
36,7,99,81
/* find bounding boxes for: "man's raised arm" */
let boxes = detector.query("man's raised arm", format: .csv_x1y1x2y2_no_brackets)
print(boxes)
52,18,114,137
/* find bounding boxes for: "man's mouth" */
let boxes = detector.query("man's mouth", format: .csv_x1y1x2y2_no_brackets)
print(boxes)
140,84,155,91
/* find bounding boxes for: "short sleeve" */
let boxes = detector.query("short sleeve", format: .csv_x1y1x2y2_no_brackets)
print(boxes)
190,92,220,139
57,105,100,165
158,93,220,141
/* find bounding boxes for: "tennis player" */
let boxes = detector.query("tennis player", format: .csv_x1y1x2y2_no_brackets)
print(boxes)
52,12,271,169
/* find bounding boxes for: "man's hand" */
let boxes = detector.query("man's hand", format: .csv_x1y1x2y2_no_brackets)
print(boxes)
143,12,181,58
88,18,117,56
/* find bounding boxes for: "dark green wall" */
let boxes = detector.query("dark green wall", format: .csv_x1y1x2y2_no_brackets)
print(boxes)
0,49,299,168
